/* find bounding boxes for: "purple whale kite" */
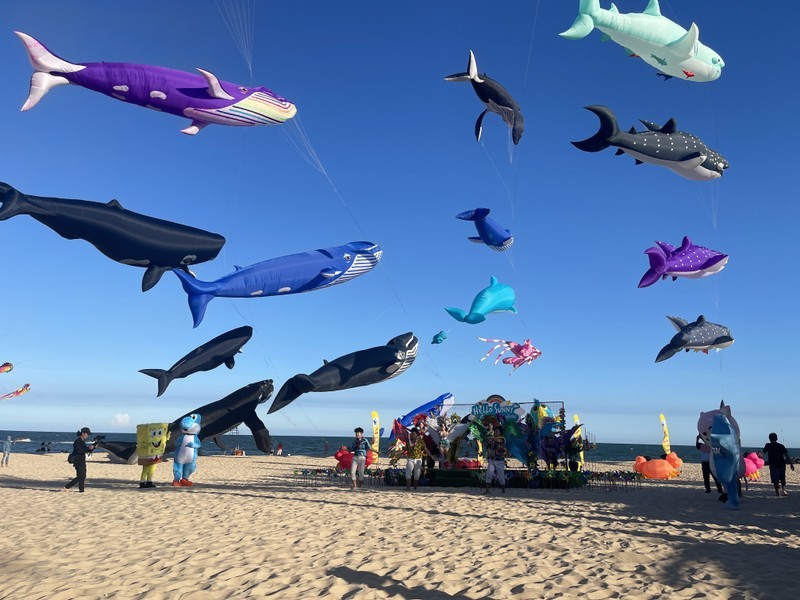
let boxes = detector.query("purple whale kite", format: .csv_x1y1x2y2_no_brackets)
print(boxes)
456,208,513,252
173,242,382,327
15,31,297,135
639,236,728,288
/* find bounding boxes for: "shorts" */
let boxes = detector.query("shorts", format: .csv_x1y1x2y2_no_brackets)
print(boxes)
406,458,423,480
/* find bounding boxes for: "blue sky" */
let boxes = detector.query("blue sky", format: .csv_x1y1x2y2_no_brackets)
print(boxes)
0,1,796,447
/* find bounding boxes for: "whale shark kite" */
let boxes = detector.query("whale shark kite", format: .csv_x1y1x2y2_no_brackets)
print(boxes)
268,333,419,414
572,106,729,180
0,182,225,291
14,31,296,135
172,241,382,327
446,276,517,324
639,236,728,288
655,315,734,363
560,0,724,82
140,326,254,396
445,50,524,145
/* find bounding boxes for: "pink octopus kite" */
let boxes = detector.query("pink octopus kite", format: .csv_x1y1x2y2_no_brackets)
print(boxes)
478,337,542,374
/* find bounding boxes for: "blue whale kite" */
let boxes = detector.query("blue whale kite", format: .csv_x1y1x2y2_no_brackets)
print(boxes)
173,241,382,327
15,31,296,135
445,276,517,324
456,209,513,252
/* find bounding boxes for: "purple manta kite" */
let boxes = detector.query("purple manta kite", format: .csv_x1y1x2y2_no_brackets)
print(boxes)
15,32,297,135
638,236,728,288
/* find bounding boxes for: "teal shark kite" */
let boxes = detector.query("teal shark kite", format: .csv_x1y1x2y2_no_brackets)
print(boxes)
445,276,517,324
560,0,724,82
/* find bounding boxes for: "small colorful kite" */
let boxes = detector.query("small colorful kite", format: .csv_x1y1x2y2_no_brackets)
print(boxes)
1,383,30,400
478,337,541,374
0,363,13,374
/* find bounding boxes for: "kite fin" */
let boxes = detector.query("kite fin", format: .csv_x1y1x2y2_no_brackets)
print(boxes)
213,436,226,450
244,413,272,454
139,368,171,397
666,315,689,330
560,13,596,40
224,357,235,369
467,236,483,244
475,109,488,143
639,246,667,287
445,307,468,322
171,269,216,328
676,154,707,170
444,50,484,84
0,183,29,221
181,120,209,135
572,105,619,152
666,22,699,59
142,265,171,292
456,208,490,221
14,32,85,111
196,68,234,100
655,344,680,363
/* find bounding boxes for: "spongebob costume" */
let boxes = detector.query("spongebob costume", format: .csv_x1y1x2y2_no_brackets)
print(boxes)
137,422,168,488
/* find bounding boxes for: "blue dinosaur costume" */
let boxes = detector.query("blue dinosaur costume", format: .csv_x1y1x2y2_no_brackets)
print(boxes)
172,413,201,487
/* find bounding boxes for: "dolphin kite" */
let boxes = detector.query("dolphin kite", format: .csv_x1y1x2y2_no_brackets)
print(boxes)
444,50,524,144
14,31,296,135
655,315,734,363
268,333,419,414
456,208,514,252
445,276,517,324
139,326,254,396
0,182,225,291
639,236,728,288
172,241,382,327
572,106,729,180
560,0,724,82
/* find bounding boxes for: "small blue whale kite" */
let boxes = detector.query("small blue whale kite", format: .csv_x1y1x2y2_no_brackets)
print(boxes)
431,331,447,345
172,241,382,327
456,209,513,252
445,276,517,324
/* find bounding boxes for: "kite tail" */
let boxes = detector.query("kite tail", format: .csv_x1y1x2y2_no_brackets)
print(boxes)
14,32,84,111
139,368,171,397
455,208,491,221
638,247,667,288
571,105,619,152
444,307,468,322
655,344,680,363
171,269,216,328
267,375,314,414
0,182,28,221
559,0,600,39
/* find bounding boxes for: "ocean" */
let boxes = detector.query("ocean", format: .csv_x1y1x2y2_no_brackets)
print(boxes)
2,430,790,464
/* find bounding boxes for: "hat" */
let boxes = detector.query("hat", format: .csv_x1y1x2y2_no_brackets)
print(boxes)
80,427,92,435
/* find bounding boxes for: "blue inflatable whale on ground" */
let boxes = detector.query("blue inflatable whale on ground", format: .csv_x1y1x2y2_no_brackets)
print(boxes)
173,241,382,327
445,276,517,324
710,413,744,510
456,209,513,252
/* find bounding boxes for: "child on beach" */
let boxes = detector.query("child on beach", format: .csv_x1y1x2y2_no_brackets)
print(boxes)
1,436,13,467
350,427,371,490
763,433,795,497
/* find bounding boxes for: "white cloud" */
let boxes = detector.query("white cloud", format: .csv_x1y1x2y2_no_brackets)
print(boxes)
111,413,131,428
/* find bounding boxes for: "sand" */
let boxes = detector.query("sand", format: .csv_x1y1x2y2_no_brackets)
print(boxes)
1,452,798,599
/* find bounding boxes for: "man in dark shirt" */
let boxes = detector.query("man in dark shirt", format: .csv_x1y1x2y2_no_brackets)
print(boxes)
763,432,795,497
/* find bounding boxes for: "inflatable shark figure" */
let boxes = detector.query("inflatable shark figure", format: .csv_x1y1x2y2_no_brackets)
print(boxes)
15,31,296,134
638,236,728,288
560,0,724,82
710,413,744,509
572,106,728,180
655,315,733,363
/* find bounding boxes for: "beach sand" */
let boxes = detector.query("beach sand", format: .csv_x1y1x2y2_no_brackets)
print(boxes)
1,452,798,599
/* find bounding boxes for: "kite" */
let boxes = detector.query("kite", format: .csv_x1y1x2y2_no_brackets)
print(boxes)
0,182,225,291
1,384,30,400
456,209,513,252
659,413,671,455
560,0,724,82
431,331,447,345
478,337,541,374
444,50,524,144
140,326,253,396
389,392,455,441
172,241,382,327
656,315,733,363
639,236,728,288
15,31,297,135
0,363,12,374
268,332,419,414
572,106,729,180
633,453,682,479
709,413,745,509
445,276,517,324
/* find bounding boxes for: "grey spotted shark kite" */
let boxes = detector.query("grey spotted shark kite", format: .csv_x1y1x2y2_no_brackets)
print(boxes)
572,105,728,180
655,315,733,363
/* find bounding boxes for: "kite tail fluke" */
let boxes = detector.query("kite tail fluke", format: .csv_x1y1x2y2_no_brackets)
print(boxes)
571,105,619,152
655,344,680,363
0,182,27,221
14,32,84,111
455,208,491,222
267,375,314,414
171,269,216,328
559,0,600,39
639,247,667,288
445,307,468,322
139,368,170,397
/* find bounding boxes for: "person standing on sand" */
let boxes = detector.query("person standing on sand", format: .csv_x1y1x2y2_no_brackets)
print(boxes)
696,433,723,494
763,432,794,497
483,421,507,495
64,427,95,493
1,436,13,467
350,427,371,490
405,427,435,491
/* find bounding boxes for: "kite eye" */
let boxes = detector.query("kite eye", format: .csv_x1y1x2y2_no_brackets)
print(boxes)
239,87,248,94
344,253,351,262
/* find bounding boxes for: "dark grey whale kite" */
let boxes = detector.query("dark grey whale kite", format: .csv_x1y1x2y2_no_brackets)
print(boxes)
0,182,225,291
268,333,419,414
140,326,254,397
445,50,524,145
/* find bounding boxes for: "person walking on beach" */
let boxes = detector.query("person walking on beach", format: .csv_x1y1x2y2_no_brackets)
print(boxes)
405,427,435,491
763,432,794,497
696,433,723,494
64,427,95,493
483,422,507,495
350,427,371,490
1,435,13,467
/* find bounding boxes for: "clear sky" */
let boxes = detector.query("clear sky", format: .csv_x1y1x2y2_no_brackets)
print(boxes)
0,1,796,447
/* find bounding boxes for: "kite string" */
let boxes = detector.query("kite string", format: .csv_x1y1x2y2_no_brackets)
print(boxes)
215,0,256,81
